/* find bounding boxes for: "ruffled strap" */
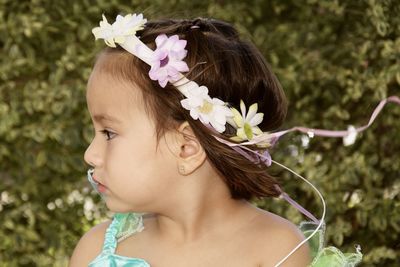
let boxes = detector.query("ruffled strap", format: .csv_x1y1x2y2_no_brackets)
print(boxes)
100,212,144,254
310,245,363,267
298,221,363,267
299,221,326,259
115,212,145,242
100,214,121,255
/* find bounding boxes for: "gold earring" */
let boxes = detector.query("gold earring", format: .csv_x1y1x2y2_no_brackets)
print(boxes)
179,165,185,174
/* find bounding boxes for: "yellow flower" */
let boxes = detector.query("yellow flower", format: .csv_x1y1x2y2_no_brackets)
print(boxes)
227,99,264,142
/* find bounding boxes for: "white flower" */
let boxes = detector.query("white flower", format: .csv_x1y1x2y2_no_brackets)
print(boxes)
227,99,264,142
343,125,357,146
92,13,147,47
180,85,233,133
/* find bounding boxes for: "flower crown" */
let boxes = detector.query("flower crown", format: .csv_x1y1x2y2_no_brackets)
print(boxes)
91,13,399,167
92,13,276,155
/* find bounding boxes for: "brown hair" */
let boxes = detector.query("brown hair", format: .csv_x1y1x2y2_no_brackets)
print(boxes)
94,17,288,201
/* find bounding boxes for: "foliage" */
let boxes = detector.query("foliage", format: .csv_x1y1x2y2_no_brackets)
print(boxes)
0,0,399,266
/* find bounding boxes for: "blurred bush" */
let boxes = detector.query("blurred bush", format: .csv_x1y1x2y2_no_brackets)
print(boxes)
0,0,399,266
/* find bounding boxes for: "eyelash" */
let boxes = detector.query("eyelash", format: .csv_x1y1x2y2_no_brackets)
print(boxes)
99,129,116,141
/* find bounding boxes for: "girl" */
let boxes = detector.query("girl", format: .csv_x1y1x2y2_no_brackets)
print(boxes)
68,13,371,266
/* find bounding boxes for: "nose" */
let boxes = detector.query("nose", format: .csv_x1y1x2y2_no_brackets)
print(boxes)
84,137,103,168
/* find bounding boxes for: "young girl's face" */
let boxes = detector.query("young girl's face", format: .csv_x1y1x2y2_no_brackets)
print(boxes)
84,59,181,213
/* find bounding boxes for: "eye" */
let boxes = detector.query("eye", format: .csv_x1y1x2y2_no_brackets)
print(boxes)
99,129,116,141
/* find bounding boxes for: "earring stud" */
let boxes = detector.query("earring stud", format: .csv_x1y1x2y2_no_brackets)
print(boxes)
179,165,185,174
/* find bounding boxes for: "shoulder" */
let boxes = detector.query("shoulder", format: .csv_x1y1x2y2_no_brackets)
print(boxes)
68,219,112,267
251,210,312,267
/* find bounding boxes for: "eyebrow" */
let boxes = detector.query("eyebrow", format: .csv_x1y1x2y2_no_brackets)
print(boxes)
93,113,123,124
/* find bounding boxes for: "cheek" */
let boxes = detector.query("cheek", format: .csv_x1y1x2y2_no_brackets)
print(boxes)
106,136,172,194
106,137,153,178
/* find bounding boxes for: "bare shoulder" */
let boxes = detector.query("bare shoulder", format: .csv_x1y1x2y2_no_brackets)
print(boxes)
68,219,112,267
251,210,312,267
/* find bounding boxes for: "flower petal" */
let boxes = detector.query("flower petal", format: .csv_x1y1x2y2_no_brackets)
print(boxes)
198,86,209,96
231,108,244,128
190,108,199,120
169,35,179,43
246,103,258,121
253,126,263,136
170,49,187,61
240,99,246,118
214,109,227,125
180,99,190,110
159,79,168,88
199,113,210,124
114,35,125,44
174,39,187,51
236,128,247,140
211,98,225,106
226,116,237,128
229,136,243,142
210,119,225,133
101,14,109,24
188,97,203,107
115,14,124,22
105,38,116,47
155,34,168,47
92,27,102,39
249,113,264,126
166,66,180,77
148,68,160,80
154,49,168,61
170,61,189,72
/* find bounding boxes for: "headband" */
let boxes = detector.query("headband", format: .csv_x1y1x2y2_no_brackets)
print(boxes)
92,13,275,163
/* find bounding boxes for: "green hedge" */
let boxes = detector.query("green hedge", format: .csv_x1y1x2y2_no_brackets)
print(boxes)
0,0,399,266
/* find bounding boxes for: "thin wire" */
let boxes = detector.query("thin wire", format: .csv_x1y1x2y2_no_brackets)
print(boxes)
213,138,327,266
270,159,326,267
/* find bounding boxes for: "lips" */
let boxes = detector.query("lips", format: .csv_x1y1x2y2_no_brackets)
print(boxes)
92,175,103,184
93,175,108,193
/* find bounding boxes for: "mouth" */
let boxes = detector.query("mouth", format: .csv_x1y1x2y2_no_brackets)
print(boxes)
92,175,102,184
93,176,108,193
88,169,108,194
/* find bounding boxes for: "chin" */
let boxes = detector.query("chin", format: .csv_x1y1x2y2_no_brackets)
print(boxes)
105,199,148,214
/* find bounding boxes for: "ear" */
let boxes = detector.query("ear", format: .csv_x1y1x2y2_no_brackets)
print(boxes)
175,121,207,175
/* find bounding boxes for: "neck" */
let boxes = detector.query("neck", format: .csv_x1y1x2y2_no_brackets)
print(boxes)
149,174,255,245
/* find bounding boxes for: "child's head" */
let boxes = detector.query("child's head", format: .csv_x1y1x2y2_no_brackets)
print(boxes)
85,17,288,212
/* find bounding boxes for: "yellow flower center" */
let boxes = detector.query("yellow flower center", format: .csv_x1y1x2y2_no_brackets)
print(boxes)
198,101,213,114
244,122,254,140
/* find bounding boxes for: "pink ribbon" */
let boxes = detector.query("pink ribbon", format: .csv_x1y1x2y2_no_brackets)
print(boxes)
213,96,399,222
261,95,399,142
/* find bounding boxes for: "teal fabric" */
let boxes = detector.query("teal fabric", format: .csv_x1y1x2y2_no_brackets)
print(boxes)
88,212,363,267
88,213,150,267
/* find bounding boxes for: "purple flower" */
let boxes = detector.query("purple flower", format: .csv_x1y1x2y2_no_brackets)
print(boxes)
149,34,190,87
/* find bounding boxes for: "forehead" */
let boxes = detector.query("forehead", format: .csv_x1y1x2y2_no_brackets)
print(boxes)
86,65,143,125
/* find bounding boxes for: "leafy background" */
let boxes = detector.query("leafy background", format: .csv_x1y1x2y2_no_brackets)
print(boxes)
0,0,399,266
